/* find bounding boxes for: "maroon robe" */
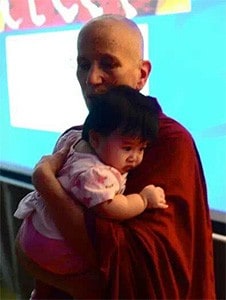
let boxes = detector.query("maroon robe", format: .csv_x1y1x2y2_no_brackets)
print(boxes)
86,108,216,299
35,100,215,299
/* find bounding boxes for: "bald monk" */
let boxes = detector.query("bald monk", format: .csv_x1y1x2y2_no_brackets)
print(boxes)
15,14,216,299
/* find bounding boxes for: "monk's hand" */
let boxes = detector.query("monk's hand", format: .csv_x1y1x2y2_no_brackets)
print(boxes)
32,146,70,187
36,146,69,174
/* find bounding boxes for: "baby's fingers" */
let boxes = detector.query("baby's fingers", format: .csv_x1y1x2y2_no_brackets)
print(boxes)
157,202,169,209
156,187,165,198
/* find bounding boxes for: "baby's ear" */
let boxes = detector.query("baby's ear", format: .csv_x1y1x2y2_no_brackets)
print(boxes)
89,129,100,149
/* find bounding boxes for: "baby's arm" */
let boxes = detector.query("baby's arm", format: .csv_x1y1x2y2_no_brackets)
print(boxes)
92,185,168,221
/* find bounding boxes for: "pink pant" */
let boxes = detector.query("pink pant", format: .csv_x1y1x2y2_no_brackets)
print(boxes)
18,215,89,274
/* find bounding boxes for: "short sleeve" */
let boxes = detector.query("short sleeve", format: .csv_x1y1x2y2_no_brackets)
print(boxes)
69,166,123,208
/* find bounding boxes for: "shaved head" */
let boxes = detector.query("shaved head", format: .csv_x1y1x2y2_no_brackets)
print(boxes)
78,14,144,63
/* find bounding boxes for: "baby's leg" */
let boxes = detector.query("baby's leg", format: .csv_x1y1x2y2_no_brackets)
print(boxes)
15,238,103,299
18,215,88,275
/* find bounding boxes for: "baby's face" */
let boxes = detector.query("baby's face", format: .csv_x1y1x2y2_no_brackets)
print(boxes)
94,132,147,174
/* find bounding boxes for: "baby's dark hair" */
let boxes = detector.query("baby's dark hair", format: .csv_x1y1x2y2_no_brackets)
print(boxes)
82,85,161,143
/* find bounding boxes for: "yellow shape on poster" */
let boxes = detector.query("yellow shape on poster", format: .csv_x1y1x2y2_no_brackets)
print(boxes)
0,8,5,32
156,0,191,15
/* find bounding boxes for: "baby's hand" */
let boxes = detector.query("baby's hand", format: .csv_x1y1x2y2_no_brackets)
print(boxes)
140,185,168,209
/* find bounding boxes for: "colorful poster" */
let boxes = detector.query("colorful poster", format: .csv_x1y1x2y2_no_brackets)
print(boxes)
0,0,191,32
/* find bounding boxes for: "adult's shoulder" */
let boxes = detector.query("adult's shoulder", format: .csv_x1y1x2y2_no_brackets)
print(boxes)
158,112,193,143
53,126,83,152
61,125,83,136
149,97,193,141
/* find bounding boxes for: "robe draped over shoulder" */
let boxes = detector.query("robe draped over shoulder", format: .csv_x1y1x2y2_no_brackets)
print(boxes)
84,108,215,299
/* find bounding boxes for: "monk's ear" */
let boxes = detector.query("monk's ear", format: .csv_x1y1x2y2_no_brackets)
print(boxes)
136,60,152,90
89,130,100,149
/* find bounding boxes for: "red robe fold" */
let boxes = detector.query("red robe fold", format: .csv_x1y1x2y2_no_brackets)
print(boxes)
87,111,216,299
